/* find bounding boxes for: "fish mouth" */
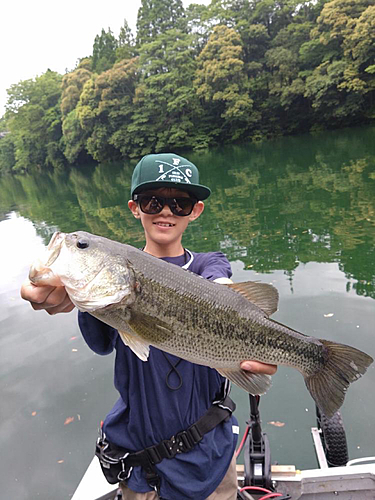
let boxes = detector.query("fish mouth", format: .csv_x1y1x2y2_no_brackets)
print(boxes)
44,232,65,265
47,231,63,251
29,232,65,284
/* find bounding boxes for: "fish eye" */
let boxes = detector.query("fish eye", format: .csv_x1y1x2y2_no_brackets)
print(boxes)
77,239,89,249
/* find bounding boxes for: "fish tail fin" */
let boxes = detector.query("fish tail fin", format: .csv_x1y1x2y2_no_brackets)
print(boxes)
305,340,373,418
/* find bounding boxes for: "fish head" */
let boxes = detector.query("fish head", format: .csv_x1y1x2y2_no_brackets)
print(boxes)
29,231,135,312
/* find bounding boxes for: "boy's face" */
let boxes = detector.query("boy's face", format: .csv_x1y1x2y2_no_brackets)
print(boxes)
128,187,204,250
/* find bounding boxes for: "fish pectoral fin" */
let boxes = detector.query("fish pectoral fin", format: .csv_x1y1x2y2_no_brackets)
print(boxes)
227,281,279,316
118,330,150,362
216,368,272,395
129,313,174,344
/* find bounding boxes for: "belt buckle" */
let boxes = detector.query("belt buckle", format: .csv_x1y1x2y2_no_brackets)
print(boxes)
160,436,179,458
175,430,194,453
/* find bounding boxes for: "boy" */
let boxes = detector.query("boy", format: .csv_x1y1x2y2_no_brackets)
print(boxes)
21,153,276,499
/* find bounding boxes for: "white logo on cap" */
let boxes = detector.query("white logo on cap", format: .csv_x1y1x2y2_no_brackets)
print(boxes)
155,160,193,184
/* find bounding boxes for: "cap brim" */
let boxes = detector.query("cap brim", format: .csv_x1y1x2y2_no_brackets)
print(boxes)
133,181,211,200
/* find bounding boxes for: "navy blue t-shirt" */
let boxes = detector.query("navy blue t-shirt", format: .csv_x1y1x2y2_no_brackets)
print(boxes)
78,250,238,500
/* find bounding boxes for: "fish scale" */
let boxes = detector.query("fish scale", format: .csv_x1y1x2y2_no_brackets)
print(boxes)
125,254,323,371
29,230,373,417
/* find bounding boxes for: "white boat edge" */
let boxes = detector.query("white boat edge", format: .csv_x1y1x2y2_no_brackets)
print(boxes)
72,456,375,500
72,456,118,500
72,426,375,500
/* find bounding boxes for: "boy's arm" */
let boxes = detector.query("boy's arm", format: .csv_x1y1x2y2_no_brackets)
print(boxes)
78,312,117,355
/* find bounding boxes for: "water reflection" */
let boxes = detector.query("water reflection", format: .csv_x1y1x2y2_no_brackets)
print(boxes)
1,126,374,298
0,127,375,499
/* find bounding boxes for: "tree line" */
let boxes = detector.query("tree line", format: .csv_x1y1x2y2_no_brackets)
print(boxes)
0,0,374,174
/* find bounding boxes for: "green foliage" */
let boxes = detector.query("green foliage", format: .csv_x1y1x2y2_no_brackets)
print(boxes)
92,28,118,73
76,58,139,161
61,109,87,164
195,25,254,141
185,2,214,55
3,70,64,173
303,0,375,126
1,0,375,174
0,133,15,173
116,20,137,61
61,65,92,118
136,0,187,47
125,29,201,156
5,79,35,114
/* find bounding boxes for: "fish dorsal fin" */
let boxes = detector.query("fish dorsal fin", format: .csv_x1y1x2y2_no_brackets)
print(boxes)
227,281,279,316
118,330,150,361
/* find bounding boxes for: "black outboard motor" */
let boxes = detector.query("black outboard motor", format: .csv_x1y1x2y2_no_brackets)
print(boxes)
243,395,272,490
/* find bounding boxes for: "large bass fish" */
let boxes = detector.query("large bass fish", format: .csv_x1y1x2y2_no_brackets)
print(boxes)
29,231,373,417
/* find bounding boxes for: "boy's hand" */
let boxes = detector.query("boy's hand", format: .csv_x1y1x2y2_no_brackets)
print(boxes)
240,360,277,376
20,279,75,315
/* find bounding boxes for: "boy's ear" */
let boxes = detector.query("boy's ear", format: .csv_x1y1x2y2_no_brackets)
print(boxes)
128,200,141,219
189,201,204,222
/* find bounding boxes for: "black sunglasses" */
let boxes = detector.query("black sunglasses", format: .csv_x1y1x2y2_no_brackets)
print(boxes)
133,194,197,216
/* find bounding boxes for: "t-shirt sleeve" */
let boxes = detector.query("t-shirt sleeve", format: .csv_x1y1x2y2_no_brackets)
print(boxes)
78,311,118,355
198,252,232,281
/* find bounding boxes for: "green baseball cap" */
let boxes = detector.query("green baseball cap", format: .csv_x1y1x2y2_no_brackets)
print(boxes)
131,153,211,200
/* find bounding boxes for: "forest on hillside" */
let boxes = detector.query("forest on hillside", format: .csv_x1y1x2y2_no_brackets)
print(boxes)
1,0,374,174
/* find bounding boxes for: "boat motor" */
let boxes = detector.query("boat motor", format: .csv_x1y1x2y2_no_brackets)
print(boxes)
243,395,272,490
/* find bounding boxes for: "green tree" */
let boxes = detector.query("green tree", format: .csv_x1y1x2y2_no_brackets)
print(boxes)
61,63,92,118
124,29,201,155
5,79,35,114
60,62,93,164
92,28,118,73
136,0,187,47
61,109,89,164
185,2,214,55
264,22,313,131
116,19,137,61
194,25,254,142
250,0,300,37
76,58,139,161
339,5,375,111
303,0,374,127
5,70,64,172
0,134,16,174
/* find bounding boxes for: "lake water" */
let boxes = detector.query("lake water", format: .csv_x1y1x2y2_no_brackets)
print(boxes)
1,126,374,499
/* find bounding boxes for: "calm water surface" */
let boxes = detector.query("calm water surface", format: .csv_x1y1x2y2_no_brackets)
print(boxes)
1,126,374,499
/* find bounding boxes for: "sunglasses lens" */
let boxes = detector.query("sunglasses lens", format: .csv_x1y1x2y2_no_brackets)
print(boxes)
137,196,196,216
139,196,163,214
172,198,195,216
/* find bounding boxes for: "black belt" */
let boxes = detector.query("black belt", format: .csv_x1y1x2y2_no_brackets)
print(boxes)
96,395,236,492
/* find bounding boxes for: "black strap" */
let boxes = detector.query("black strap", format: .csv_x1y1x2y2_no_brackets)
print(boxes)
96,394,236,492
125,395,235,468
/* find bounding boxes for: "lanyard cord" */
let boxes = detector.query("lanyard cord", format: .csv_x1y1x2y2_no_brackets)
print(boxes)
181,248,194,269
162,249,194,389
162,351,183,390
140,248,192,390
